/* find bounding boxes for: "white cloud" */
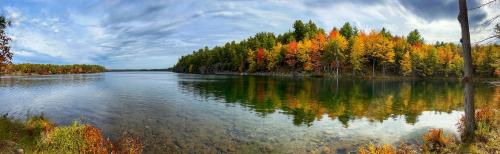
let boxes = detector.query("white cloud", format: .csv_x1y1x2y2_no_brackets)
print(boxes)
4,6,23,26
13,50,35,57
2,0,498,68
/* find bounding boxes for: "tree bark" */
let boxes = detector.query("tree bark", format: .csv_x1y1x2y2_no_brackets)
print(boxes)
458,0,476,143
372,59,375,78
335,56,339,78
352,67,355,78
382,63,385,77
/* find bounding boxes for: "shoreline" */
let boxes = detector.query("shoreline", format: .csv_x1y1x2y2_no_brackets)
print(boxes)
180,71,500,82
0,72,105,77
3,71,499,86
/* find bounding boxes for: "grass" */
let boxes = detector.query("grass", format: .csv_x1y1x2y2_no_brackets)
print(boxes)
0,114,40,153
0,114,142,153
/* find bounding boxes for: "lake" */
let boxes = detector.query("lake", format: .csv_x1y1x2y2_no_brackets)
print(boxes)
0,72,498,153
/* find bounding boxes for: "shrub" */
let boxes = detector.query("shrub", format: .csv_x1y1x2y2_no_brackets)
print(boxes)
82,124,113,153
37,121,88,153
457,108,497,142
25,115,54,134
1,115,143,153
422,128,453,152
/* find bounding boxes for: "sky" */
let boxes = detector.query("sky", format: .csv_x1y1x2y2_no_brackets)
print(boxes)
1,0,498,69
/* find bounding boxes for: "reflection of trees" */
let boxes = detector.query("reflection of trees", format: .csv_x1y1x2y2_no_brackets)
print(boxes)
178,77,499,127
0,74,103,88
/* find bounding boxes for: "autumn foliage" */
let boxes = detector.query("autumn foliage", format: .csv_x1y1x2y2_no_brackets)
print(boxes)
286,41,298,68
257,48,264,65
1,64,106,75
457,108,497,142
0,115,142,154
422,129,453,152
173,20,500,78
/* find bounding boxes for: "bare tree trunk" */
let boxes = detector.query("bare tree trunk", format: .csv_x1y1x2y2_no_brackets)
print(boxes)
458,0,476,143
372,59,375,78
335,56,339,78
352,67,355,78
382,63,385,77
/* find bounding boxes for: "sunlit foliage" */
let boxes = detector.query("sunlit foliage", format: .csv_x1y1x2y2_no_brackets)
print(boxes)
325,28,348,75
350,33,367,75
400,52,412,76
173,20,500,78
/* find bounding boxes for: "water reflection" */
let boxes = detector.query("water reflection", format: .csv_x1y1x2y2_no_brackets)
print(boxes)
179,76,499,127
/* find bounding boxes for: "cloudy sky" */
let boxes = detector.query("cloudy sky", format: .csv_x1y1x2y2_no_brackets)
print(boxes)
1,0,498,69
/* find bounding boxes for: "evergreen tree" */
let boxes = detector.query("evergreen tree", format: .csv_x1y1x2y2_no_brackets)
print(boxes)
407,29,424,46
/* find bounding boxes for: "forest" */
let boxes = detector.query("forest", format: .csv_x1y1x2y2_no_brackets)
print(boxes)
0,64,106,75
173,20,500,78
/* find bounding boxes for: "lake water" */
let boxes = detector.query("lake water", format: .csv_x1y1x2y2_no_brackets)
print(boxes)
0,72,498,153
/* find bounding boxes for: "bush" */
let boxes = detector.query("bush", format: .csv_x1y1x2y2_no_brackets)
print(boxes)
457,108,497,142
25,115,54,134
82,124,113,153
37,121,88,153
422,128,454,152
1,115,143,153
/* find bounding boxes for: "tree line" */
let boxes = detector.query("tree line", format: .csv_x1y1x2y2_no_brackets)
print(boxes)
173,20,500,78
0,16,106,75
1,64,106,75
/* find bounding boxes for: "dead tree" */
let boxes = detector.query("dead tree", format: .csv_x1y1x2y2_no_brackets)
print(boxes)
458,0,476,143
